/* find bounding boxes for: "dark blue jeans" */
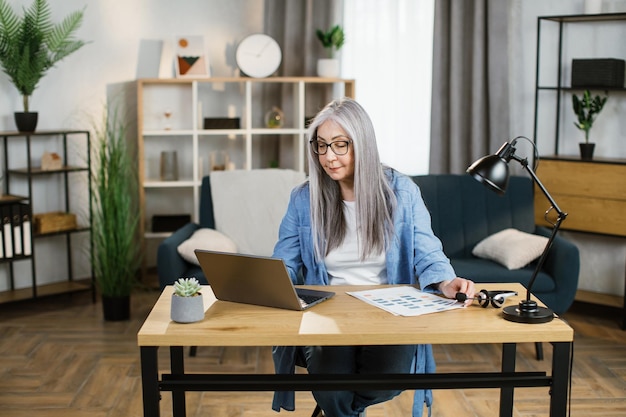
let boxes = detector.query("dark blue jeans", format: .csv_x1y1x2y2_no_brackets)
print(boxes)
304,345,417,417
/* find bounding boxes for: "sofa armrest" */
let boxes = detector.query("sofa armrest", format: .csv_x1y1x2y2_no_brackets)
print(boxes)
535,226,580,314
157,222,201,289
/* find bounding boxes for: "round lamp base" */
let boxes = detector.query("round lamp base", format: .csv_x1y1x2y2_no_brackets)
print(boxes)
502,301,555,324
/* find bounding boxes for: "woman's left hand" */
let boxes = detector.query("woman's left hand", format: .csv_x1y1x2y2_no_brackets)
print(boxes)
438,277,475,305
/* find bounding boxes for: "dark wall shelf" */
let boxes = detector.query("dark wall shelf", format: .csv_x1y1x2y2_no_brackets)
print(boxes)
0,130,94,304
533,13,626,157
532,14,626,329
537,86,626,92
538,12,626,23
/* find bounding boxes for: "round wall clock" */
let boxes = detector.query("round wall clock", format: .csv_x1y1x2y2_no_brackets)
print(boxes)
236,34,282,78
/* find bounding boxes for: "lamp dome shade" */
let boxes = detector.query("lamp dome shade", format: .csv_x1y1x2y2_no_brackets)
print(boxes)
466,154,509,195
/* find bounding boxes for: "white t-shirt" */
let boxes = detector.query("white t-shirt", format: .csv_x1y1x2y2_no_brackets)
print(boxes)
325,201,387,285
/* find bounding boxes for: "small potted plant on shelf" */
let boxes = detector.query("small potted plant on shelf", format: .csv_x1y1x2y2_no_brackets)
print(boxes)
0,0,86,132
572,89,608,161
171,277,205,323
316,24,345,78
91,106,141,321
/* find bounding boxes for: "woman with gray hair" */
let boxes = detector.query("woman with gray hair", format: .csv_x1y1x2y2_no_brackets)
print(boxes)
271,97,474,417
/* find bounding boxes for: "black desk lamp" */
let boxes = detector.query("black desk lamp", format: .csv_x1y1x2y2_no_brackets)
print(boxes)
466,137,567,324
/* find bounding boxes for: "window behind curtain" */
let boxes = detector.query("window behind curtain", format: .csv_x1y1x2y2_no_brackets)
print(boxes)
342,0,435,175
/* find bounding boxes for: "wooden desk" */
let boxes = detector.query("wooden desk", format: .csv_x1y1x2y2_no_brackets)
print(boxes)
138,283,574,417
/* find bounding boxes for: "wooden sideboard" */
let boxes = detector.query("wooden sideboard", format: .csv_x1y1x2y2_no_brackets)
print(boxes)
534,156,626,328
534,156,626,236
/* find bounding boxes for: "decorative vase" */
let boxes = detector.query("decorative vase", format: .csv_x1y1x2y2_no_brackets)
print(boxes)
102,295,131,321
579,143,595,161
171,294,204,323
160,151,178,181
317,58,340,78
265,106,285,128
14,112,38,132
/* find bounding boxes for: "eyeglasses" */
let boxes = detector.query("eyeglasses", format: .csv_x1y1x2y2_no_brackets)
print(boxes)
309,138,352,155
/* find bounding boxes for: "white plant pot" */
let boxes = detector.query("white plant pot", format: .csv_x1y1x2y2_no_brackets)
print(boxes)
317,59,340,78
584,0,603,14
170,294,204,323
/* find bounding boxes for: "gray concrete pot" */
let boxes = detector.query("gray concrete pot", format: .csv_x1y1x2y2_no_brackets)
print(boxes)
170,294,204,323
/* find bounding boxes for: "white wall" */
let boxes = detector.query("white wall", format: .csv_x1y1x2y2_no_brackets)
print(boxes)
509,0,626,298
0,0,263,130
0,0,264,290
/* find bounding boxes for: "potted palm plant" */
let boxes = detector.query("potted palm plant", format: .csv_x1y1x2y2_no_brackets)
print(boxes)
572,89,608,160
91,107,141,321
316,24,345,78
0,0,86,132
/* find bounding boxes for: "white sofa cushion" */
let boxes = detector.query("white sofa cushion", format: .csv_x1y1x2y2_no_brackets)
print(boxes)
177,228,238,265
472,228,549,270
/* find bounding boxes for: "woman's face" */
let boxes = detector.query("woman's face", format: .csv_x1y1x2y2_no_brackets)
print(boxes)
315,120,355,186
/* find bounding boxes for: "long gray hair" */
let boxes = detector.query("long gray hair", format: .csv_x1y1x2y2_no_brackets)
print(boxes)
307,97,396,262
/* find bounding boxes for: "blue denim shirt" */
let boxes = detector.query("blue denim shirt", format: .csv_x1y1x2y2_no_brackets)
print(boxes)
271,169,456,416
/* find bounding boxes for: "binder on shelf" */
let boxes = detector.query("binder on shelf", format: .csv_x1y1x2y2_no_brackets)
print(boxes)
0,203,32,259
21,204,32,256
0,213,3,259
12,207,22,256
1,205,13,259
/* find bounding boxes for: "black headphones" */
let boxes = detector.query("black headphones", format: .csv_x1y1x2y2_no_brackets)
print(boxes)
455,289,518,308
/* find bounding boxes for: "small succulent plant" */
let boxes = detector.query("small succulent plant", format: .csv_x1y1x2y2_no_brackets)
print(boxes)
173,277,202,297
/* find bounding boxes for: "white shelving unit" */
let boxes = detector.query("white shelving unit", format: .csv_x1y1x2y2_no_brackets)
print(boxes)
137,76,355,271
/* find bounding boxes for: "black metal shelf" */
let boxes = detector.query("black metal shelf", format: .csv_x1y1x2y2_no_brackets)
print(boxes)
8,166,89,175
533,12,626,157
532,14,626,329
538,12,626,23
537,86,626,92
34,226,91,239
0,130,94,303
0,195,28,205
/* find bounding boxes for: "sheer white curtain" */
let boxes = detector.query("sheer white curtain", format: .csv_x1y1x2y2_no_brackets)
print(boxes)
342,0,435,175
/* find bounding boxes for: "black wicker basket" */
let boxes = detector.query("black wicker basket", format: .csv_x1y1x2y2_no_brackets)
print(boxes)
571,58,625,88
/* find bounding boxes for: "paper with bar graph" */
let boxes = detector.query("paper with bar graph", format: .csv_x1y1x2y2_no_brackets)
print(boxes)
347,286,463,316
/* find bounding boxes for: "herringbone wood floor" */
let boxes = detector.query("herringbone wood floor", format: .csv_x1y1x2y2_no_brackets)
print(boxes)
0,286,625,417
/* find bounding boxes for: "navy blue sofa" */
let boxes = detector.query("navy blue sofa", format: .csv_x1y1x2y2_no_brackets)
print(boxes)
159,174,579,315
411,174,579,315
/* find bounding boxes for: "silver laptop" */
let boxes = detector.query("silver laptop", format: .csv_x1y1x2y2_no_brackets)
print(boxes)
194,250,335,311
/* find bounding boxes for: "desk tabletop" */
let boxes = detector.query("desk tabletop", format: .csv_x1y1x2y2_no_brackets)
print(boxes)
137,283,574,347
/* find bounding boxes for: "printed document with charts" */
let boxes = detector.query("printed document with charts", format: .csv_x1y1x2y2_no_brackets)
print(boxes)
347,286,464,316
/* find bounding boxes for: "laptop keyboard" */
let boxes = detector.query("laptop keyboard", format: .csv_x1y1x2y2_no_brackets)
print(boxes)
297,293,323,307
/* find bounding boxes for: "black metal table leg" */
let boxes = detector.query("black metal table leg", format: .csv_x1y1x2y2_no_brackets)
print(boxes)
550,342,571,417
499,343,516,417
140,346,161,417
170,346,186,417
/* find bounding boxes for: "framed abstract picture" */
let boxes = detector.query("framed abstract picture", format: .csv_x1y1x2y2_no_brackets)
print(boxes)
174,36,210,78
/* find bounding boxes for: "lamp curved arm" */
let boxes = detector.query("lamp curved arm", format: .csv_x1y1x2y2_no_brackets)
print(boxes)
514,153,568,302
516,155,565,219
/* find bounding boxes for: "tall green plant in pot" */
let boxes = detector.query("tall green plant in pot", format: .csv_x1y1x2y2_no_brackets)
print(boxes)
572,90,608,160
0,0,86,132
91,108,141,321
